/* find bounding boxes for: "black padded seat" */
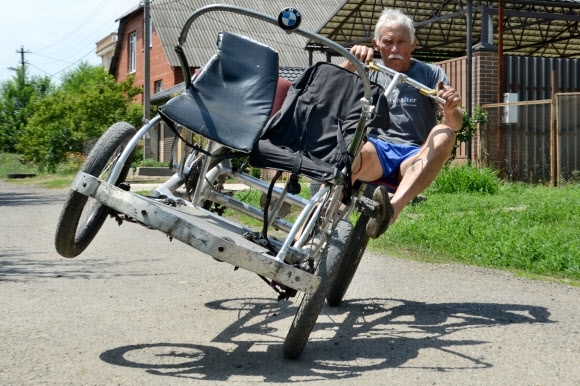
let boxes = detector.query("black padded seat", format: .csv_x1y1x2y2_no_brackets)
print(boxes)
158,32,279,153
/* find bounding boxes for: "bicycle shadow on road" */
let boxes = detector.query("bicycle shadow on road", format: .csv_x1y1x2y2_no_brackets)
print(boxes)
100,297,553,382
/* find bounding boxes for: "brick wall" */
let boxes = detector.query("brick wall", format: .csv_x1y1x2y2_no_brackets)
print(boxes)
437,49,504,169
114,10,186,103
472,49,501,170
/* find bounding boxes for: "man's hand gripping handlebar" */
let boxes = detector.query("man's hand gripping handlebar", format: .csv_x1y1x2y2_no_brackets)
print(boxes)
365,60,446,105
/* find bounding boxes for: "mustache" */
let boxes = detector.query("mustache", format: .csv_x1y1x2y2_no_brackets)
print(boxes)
388,54,404,60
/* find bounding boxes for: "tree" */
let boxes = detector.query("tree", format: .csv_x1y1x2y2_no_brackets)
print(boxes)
0,67,52,152
16,63,143,171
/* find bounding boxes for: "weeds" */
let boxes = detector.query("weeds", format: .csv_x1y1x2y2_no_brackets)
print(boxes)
427,163,499,194
0,153,38,177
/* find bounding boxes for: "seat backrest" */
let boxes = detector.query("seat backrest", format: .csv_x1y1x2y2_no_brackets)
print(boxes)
249,62,390,182
158,32,279,153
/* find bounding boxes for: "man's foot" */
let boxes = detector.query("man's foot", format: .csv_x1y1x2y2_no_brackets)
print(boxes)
366,185,394,239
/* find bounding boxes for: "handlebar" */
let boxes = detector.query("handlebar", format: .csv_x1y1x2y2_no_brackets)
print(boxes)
366,61,446,105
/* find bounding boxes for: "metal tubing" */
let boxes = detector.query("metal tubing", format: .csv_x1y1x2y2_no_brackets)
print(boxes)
222,166,310,209
192,141,216,206
107,115,162,185
368,61,446,104
383,72,406,100
176,4,372,101
207,191,294,233
151,174,186,201
295,188,329,248
267,184,289,230
274,186,331,262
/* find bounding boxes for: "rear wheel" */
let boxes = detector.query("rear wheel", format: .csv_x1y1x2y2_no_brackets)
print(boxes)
282,219,353,359
55,122,136,258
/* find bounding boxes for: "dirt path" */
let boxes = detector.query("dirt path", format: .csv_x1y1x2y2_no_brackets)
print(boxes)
0,181,578,384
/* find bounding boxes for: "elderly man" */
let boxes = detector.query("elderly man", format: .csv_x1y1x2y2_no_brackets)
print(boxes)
341,8,463,238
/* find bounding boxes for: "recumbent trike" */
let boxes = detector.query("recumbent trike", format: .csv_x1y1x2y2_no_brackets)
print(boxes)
55,5,444,359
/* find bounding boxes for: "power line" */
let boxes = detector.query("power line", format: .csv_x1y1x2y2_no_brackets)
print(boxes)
35,0,115,53
28,1,139,79
35,0,136,58
29,52,75,65
26,63,63,82
50,48,97,77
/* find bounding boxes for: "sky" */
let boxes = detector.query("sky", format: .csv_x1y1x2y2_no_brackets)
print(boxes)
0,0,140,85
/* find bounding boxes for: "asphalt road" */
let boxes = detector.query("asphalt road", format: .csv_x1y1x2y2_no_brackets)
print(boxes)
1,180,579,385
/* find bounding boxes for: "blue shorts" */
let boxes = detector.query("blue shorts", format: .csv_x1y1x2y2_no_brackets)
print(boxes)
367,138,420,183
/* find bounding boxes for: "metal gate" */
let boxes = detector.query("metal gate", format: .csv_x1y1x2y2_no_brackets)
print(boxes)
481,92,580,183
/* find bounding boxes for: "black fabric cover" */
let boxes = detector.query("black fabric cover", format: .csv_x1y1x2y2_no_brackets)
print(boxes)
157,32,279,153
249,62,389,182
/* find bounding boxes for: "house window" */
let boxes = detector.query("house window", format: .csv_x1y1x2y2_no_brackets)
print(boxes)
129,32,136,73
154,80,163,93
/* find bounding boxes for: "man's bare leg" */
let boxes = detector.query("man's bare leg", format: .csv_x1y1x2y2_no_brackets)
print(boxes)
351,141,393,238
352,124,458,229
389,124,457,224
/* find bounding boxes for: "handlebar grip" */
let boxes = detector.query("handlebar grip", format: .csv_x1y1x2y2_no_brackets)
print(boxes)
420,89,446,104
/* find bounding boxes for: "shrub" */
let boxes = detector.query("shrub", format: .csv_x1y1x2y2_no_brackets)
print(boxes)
55,152,86,175
428,164,499,194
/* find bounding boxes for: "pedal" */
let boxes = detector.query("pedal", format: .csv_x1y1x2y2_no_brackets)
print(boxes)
356,196,380,218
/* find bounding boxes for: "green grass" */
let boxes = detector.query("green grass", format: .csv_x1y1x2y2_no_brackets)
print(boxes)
372,180,580,284
0,153,38,177
0,153,75,189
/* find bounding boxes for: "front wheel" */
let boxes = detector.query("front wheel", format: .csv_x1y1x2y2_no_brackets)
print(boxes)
282,219,353,359
55,122,136,258
326,213,370,306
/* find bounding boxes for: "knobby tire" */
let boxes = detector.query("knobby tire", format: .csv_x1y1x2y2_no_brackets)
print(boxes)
326,213,370,306
282,219,353,359
54,122,136,258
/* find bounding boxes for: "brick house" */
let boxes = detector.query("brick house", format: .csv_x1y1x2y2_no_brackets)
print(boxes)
108,5,182,105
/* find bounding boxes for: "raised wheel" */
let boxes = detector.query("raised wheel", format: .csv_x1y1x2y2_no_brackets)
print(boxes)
55,122,136,258
325,213,370,306
282,219,353,359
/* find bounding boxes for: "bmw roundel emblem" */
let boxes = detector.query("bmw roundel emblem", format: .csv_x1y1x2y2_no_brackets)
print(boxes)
278,7,302,31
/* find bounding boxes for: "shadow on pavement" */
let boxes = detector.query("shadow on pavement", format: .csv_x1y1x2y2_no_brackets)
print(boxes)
100,297,553,382
0,247,166,282
0,191,64,207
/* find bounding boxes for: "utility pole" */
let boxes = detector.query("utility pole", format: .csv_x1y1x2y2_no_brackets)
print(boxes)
143,0,151,159
16,46,30,79
466,0,473,163
144,0,151,123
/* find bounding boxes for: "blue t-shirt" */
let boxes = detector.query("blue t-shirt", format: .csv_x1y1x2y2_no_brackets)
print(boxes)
368,59,449,147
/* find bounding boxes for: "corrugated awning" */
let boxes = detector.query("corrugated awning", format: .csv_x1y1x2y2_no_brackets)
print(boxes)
310,0,580,61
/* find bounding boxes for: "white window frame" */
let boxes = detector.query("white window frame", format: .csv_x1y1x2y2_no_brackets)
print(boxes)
129,32,137,73
154,80,163,93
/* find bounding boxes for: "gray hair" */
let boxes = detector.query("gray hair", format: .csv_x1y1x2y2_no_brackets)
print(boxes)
374,8,415,42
